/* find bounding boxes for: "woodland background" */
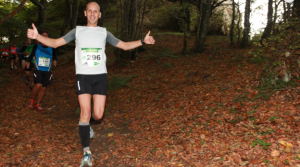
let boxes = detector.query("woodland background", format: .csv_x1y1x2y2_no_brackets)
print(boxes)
2,0,300,166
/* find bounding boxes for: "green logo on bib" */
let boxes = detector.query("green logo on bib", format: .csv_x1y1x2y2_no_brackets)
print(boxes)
94,62,100,66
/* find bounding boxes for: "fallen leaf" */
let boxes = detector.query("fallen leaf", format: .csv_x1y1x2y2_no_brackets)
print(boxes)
271,150,280,157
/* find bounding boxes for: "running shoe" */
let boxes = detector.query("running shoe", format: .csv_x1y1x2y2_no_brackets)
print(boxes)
80,151,92,167
34,104,43,111
10,67,13,70
27,99,35,108
90,126,95,139
14,66,17,69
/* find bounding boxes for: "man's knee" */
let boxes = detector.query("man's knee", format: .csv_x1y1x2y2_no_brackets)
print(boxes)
93,112,104,120
80,108,91,121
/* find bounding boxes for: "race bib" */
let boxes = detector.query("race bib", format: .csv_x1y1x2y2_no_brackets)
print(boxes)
3,52,8,55
81,48,103,66
38,57,50,67
11,49,15,52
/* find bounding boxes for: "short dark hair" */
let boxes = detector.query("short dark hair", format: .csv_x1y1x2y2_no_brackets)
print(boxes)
40,30,49,35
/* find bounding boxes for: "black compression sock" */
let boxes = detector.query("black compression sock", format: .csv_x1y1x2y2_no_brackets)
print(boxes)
79,122,90,152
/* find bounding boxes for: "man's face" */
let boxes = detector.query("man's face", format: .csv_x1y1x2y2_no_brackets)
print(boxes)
13,44,16,47
26,39,31,45
84,2,101,26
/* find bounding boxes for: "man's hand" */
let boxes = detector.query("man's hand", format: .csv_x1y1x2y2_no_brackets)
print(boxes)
27,23,39,39
26,62,30,69
53,60,57,67
144,31,155,45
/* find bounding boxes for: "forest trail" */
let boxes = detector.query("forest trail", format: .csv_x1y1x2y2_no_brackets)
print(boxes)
1,35,300,167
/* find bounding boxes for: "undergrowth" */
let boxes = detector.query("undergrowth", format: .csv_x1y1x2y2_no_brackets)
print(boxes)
107,74,137,92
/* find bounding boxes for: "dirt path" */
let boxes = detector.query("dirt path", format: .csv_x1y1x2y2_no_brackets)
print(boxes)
1,36,300,167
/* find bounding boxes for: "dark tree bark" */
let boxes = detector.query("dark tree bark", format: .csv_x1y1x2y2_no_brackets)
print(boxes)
98,0,108,26
119,0,139,60
240,0,251,48
236,3,241,44
293,0,300,17
283,2,287,23
70,0,79,29
230,0,235,46
273,0,282,32
60,0,72,37
260,0,273,44
121,0,130,42
30,0,48,26
287,2,291,21
195,0,212,53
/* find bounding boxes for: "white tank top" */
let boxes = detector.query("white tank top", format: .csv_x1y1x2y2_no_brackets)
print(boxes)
75,26,107,74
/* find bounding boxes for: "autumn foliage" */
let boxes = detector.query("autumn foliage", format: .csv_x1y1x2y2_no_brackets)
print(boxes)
1,35,300,166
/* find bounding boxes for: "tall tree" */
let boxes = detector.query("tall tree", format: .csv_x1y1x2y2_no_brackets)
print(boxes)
98,0,108,26
273,0,282,32
70,0,80,29
230,0,235,46
260,0,273,44
293,0,300,17
236,1,241,45
287,2,291,21
194,0,212,53
119,0,139,60
240,0,250,48
30,0,48,26
60,0,72,37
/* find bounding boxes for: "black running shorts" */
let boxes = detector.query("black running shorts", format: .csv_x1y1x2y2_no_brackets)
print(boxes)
25,63,34,71
76,74,107,96
33,70,52,87
10,54,16,60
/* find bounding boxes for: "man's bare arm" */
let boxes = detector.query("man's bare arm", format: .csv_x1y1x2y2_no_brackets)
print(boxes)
116,31,155,50
27,23,67,48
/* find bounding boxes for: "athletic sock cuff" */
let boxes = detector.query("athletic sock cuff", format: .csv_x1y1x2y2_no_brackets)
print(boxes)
83,147,90,152
79,122,90,126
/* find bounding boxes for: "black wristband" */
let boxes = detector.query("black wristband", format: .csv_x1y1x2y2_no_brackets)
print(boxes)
141,39,145,45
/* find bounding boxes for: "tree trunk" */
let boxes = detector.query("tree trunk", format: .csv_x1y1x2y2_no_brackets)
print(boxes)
230,0,235,46
140,0,147,39
121,0,130,42
283,2,287,23
119,0,139,61
287,3,291,21
260,0,273,44
236,2,241,45
240,0,251,48
293,0,300,17
60,0,72,37
273,0,282,32
70,0,79,29
30,0,48,26
98,0,108,26
194,0,212,53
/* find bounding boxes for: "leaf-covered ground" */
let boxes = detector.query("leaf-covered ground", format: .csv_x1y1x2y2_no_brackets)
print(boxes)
1,35,300,167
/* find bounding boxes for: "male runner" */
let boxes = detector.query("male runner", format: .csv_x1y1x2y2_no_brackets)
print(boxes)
0,45,9,61
27,31,57,111
10,43,18,70
27,2,155,166
19,40,31,80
